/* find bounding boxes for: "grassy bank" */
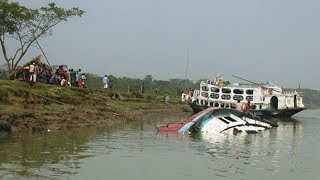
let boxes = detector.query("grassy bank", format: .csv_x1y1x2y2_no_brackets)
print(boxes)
0,80,190,134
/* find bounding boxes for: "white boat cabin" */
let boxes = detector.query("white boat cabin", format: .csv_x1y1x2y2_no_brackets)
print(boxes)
191,81,305,110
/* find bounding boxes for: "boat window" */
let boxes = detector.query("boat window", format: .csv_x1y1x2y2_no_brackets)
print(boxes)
201,92,208,97
225,104,230,108
201,86,209,91
214,103,219,107
218,117,230,124
246,89,254,95
252,105,256,109
222,88,231,93
210,102,214,107
210,93,219,99
246,96,253,101
200,100,203,105
233,89,244,94
204,101,208,106
233,95,244,101
230,103,235,108
220,103,225,108
210,87,220,93
221,94,231,100
224,116,236,122
259,105,262,109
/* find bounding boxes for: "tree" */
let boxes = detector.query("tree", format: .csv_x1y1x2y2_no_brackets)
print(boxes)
143,75,153,82
0,0,84,73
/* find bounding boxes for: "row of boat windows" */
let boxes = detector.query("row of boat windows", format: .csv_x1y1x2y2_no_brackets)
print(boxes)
201,86,254,95
201,92,253,101
198,100,261,110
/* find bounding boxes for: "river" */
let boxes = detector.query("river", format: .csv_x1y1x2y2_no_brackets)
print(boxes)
1,109,320,180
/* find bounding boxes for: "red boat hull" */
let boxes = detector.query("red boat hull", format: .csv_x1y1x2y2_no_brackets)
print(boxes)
156,108,215,132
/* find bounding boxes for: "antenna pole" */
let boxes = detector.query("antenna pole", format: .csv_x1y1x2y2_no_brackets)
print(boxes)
232,75,260,86
232,75,282,93
185,48,189,89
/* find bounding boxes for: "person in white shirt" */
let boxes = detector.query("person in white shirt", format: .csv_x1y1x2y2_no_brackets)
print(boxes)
102,75,109,88
235,99,244,112
29,62,36,82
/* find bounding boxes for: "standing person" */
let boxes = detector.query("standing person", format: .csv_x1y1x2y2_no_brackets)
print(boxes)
165,95,170,104
29,62,36,82
188,88,193,100
70,69,76,86
243,100,252,110
140,83,145,93
102,75,109,89
65,69,71,86
74,69,81,87
235,99,243,112
243,100,254,118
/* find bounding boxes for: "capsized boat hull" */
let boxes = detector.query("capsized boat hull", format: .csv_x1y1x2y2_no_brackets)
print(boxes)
199,112,272,136
156,108,273,134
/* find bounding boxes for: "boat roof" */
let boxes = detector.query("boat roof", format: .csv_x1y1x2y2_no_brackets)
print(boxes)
201,81,261,88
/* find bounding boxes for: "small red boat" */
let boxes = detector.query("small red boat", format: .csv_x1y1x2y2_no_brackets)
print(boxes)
156,108,215,132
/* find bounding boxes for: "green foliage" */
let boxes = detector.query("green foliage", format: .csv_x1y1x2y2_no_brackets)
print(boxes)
0,69,8,79
0,0,85,73
84,74,198,99
143,75,153,82
0,0,33,34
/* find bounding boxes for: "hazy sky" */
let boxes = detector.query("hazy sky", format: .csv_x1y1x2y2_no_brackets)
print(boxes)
11,0,320,89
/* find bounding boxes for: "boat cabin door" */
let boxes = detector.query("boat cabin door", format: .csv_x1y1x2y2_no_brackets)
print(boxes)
270,96,278,110
294,95,297,108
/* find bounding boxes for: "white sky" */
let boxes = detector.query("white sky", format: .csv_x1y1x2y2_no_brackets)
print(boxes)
7,0,320,89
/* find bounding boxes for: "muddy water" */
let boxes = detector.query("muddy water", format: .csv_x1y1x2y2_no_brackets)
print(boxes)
0,110,320,180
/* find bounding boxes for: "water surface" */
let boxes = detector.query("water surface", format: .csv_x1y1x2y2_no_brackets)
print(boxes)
1,110,320,179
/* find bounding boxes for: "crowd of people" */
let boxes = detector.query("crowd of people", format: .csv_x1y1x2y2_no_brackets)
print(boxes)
17,61,182,105
20,62,87,88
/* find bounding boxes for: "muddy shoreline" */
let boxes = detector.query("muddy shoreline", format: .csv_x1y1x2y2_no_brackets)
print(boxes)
0,80,191,134
0,99,190,134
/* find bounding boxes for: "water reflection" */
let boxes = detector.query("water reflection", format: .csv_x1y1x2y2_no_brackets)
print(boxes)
0,125,122,179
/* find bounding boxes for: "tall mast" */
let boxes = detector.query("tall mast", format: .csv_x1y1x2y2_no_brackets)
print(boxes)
185,48,189,89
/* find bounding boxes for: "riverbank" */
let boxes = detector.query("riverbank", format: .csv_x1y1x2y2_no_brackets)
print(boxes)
0,80,191,133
